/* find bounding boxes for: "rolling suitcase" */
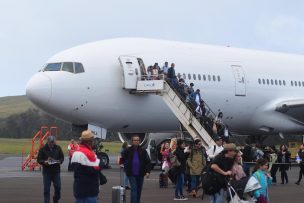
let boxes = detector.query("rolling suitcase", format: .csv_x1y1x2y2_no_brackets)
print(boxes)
159,172,168,188
112,168,126,203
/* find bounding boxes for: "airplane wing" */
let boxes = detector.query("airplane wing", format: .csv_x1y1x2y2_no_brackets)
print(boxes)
275,99,304,123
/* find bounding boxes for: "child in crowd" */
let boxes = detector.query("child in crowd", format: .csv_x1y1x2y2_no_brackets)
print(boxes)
252,158,272,203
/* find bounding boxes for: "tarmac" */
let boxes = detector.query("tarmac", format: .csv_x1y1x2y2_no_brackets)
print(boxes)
0,155,303,203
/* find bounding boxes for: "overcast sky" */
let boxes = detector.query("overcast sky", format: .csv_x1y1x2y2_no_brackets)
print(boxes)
1,0,304,97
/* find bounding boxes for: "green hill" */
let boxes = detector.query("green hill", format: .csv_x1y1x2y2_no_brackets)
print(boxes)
0,95,34,119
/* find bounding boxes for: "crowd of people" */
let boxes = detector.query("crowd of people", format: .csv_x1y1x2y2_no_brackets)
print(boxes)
159,137,304,202
146,61,232,143
36,130,304,203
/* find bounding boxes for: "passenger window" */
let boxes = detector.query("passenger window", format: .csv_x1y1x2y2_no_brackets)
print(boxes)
262,79,265,84
75,63,85,73
203,75,206,81
258,79,261,84
299,81,301,87
295,81,297,86
198,74,201,80
302,82,304,87
44,63,62,71
213,75,216,81
208,75,211,81
177,73,181,79
283,80,286,86
270,79,273,85
183,73,186,79
193,74,196,80
62,62,74,73
275,80,278,85
279,80,282,86
291,81,294,86
217,76,221,82
188,73,191,80
266,79,269,85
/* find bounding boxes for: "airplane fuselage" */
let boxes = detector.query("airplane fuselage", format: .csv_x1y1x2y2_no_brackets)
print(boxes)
26,38,304,135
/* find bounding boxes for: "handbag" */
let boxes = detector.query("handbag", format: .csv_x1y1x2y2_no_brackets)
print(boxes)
170,155,181,167
99,171,107,185
162,161,170,173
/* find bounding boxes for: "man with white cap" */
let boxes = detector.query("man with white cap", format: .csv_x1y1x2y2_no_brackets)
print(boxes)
71,130,102,203
37,135,64,203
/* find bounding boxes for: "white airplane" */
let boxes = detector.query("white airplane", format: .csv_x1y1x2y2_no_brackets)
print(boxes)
26,38,304,143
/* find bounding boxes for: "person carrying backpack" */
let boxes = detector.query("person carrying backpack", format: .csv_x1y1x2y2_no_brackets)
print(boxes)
209,143,237,203
186,139,206,198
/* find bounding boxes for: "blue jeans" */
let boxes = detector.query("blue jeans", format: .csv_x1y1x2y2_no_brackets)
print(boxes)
43,172,61,203
128,176,144,203
175,173,184,197
210,189,225,203
190,175,200,190
75,197,98,203
124,173,129,186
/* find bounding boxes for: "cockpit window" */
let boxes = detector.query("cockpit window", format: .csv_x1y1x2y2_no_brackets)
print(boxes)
43,62,84,73
44,63,62,71
75,63,85,73
62,62,74,73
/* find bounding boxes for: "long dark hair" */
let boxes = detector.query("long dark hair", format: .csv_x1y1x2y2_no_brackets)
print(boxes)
253,158,268,173
280,144,287,152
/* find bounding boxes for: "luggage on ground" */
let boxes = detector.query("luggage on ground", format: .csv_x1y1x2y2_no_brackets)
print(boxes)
159,172,168,188
112,168,126,203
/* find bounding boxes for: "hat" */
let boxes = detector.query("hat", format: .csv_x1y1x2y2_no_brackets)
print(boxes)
214,136,222,141
223,143,237,151
80,130,94,140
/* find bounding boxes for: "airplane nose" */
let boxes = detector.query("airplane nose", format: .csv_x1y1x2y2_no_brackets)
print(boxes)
26,73,52,106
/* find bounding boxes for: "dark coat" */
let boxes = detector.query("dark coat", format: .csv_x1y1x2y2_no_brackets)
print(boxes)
277,150,291,170
167,67,175,79
174,147,188,174
122,146,151,177
37,144,64,174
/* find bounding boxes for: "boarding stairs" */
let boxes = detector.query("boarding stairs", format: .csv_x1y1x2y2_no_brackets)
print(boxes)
135,80,216,148
21,126,58,171
119,56,217,148
128,79,215,149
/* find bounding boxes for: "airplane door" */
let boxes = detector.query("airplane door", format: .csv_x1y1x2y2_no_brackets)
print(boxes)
231,65,246,96
118,56,142,89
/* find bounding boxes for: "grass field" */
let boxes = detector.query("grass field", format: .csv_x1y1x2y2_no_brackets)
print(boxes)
0,138,122,155
0,95,33,119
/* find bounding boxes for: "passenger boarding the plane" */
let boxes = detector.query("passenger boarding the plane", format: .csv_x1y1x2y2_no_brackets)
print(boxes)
152,65,159,80
147,66,153,80
162,62,169,76
188,89,202,111
177,79,187,99
167,63,178,88
195,101,206,118
215,112,224,131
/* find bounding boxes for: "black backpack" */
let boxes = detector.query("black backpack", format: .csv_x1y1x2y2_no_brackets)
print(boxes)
201,166,222,195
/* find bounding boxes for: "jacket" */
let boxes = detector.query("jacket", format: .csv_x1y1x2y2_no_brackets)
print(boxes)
68,143,79,157
71,143,101,198
37,144,64,174
252,170,272,200
298,150,304,165
187,147,206,175
277,150,291,170
167,67,175,79
122,146,151,177
174,147,188,174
